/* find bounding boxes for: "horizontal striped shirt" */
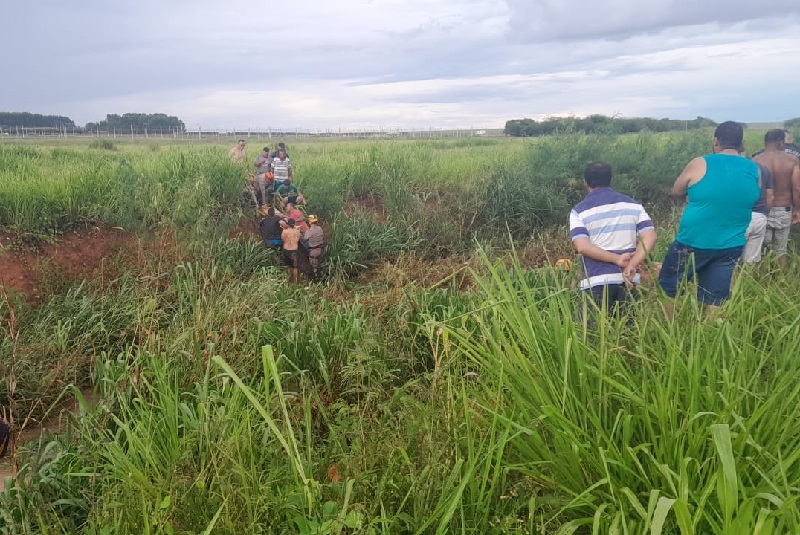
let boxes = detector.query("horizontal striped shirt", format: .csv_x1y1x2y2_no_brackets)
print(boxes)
271,157,292,184
569,187,654,290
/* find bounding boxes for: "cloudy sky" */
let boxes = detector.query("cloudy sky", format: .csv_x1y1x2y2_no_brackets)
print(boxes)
2,1,799,130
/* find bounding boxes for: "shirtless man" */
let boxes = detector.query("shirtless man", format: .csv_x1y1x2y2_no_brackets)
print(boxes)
753,129,800,257
229,139,247,163
281,218,302,283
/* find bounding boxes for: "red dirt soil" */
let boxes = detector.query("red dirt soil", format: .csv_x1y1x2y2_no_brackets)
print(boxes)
0,228,137,301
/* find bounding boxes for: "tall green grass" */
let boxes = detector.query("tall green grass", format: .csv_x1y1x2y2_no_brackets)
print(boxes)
4,131,800,534
6,240,800,533
0,145,242,232
437,253,800,533
0,132,725,241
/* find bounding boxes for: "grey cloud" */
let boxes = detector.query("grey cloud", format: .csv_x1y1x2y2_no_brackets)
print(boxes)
1,0,798,128
504,0,800,41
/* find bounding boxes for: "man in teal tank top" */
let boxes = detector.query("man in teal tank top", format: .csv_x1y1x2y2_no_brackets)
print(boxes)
658,121,760,311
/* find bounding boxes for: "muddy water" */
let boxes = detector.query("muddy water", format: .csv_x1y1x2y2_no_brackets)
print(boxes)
0,391,100,493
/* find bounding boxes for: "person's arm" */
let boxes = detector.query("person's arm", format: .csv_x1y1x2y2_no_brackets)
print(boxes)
792,162,800,223
671,157,705,199
288,163,293,178
572,238,633,267
623,229,657,282
569,209,632,266
760,164,773,210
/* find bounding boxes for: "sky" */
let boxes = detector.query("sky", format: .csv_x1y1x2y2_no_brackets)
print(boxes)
2,1,799,130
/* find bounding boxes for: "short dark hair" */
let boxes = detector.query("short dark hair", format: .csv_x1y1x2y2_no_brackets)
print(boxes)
267,208,275,216
714,121,743,150
238,139,245,143
263,146,270,152
584,162,613,188
278,142,286,149
287,218,295,227
765,129,785,145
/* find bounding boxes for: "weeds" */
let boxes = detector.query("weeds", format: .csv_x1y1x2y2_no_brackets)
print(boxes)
3,134,800,534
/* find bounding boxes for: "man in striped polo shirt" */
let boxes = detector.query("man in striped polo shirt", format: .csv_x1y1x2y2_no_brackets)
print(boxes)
270,147,293,187
570,162,657,317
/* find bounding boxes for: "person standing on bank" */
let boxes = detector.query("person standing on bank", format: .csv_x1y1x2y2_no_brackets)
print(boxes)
741,146,773,264
569,162,656,319
229,139,247,163
658,121,760,312
753,129,800,257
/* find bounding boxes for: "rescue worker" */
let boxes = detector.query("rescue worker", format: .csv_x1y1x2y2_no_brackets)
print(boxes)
303,214,324,279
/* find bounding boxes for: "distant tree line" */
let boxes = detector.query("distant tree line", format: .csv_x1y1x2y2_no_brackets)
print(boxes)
0,112,76,129
785,117,800,129
85,113,185,133
504,115,719,137
0,111,186,133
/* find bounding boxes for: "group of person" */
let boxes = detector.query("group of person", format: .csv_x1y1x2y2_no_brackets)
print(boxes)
570,123,800,320
230,140,323,281
230,140,307,210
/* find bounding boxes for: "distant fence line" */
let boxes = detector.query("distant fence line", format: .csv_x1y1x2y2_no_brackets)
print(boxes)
0,125,505,140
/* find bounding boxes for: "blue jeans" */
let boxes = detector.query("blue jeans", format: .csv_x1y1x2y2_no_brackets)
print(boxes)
658,241,743,306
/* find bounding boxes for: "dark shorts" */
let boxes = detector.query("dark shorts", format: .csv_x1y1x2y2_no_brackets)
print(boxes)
658,241,743,306
582,283,638,316
264,238,282,248
282,249,299,268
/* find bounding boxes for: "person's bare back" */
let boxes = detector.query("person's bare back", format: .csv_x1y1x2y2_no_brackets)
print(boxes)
281,227,301,251
754,148,800,209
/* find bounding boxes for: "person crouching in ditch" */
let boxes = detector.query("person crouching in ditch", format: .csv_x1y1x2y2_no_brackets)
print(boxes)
570,161,656,324
281,218,302,283
259,207,285,251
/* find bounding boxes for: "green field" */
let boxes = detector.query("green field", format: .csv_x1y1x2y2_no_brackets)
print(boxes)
2,131,800,534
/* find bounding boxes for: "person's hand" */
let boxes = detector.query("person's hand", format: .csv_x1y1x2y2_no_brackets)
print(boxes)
622,262,639,287
792,211,800,225
614,252,633,268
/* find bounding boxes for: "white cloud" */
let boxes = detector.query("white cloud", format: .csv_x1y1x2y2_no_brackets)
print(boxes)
2,0,800,127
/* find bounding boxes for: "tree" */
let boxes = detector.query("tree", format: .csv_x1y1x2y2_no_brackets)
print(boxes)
784,117,800,129
504,115,718,137
0,112,76,129
85,113,185,133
